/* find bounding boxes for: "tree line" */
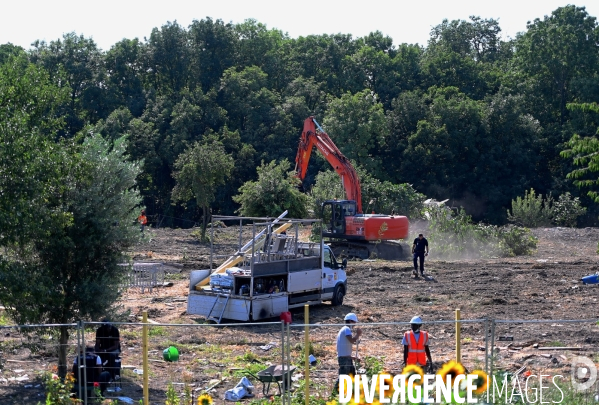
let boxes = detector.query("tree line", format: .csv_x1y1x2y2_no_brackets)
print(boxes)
2,5,599,227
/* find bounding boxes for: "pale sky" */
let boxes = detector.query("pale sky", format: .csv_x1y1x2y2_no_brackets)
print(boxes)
1,1,598,51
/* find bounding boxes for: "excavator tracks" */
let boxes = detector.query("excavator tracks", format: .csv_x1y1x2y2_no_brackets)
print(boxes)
329,240,409,261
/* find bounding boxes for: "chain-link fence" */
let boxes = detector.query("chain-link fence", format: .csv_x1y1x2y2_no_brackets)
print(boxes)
0,316,597,404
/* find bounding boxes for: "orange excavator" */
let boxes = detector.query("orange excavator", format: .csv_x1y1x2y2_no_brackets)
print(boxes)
295,116,410,260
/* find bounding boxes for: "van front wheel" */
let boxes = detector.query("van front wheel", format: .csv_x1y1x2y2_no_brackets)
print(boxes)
331,285,345,306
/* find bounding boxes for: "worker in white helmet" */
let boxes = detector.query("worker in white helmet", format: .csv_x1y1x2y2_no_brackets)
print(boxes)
336,313,362,378
402,316,433,372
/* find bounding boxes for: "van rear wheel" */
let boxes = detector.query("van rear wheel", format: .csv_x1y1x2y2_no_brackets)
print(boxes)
332,285,345,306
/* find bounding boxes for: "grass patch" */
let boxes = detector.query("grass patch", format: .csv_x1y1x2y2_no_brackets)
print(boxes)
232,362,264,378
148,326,167,337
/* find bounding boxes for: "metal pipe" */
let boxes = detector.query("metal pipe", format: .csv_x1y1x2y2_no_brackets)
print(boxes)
455,309,461,363
484,319,489,374
76,321,84,403
313,118,325,133
281,320,285,405
143,311,149,404
238,218,243,254
210,214,214,271
490,319,496,377
82,322,89,404
304,305,310,405
287,322,291,405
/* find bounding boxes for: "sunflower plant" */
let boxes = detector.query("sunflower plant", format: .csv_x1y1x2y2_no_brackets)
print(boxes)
197,393,213,405
435,361,488,404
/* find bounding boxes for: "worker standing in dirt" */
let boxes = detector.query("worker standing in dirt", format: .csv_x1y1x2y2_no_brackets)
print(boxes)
412,233,429,277
403,316,433,372
336,313,362,379
138,210,148,232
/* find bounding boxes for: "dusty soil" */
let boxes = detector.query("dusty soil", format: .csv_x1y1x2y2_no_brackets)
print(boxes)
2,225,599,404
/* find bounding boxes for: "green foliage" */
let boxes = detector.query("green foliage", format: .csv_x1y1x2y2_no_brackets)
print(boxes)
362,356,385,379
322,90,389,179
507,188,553,227
234,160,309,218
496,225,538,257
4,6,599,238
552,192,586,227
40,371,79,404
562,102,599,207
426,204,537,258
0,133,142,376
508,189,586,227
165,382,180,405
172,137,234,239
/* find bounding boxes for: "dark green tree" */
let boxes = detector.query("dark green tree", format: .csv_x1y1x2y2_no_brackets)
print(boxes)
513,6,598,125
30,33,106,134
233,160,308,218
104,38,146,116
189,17,237,92
323,90,389,180
561,103,599,202
0,131,142,377
171,138,234,239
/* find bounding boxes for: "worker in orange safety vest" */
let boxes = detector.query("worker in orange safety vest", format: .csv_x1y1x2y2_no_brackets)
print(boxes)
403,316,433,372
138,210,148,232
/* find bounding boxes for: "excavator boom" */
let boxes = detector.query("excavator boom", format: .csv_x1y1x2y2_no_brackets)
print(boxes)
295,117,363,214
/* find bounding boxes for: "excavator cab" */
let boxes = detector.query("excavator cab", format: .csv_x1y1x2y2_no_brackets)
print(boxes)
321,200,357,236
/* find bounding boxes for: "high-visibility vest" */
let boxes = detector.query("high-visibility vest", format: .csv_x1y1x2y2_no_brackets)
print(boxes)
405,330,428,365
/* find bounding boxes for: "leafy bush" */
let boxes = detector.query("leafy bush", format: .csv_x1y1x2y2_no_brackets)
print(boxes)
40,371,78,405
507,188,553,227
497,225,538,256
425,204,537,258
234,159,309,218
508,189,586,227
552,192,586,227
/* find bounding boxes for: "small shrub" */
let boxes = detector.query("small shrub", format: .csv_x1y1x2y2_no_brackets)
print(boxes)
552,192,586,227
362,356,385,378
497,225,538,256
507,188,553,227
165,382,180,405
41,371,79,405
425,204,537,258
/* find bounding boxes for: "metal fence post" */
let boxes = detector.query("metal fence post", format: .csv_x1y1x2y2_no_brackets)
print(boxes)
281,320,285,405
82,321,89,405
484,319,489,375
287,322,291,405
490,319,496,377
304,304,310,405
143,311,149,404
455,309,461,363
75,321,83,404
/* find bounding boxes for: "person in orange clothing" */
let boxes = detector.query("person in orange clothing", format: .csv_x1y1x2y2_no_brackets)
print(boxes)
137,210,148,232
403,316,433,372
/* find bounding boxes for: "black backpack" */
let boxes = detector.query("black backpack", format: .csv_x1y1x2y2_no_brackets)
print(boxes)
72,353,99,385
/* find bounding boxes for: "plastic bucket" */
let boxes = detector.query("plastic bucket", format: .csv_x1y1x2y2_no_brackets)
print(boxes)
163,346,179,362
280,311,292,324
581,274,599,284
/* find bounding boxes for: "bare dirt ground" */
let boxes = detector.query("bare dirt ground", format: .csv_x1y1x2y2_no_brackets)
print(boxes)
2,225,599,404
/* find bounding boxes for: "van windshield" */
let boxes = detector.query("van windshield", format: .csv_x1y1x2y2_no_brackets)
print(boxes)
324,248,338,269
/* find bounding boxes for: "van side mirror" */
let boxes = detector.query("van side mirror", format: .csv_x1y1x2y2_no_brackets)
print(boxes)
342,259,347,269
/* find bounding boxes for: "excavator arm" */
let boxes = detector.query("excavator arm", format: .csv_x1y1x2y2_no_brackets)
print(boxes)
294,116,363,214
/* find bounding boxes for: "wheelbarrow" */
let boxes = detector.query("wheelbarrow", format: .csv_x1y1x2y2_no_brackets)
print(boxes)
246,365,296,396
